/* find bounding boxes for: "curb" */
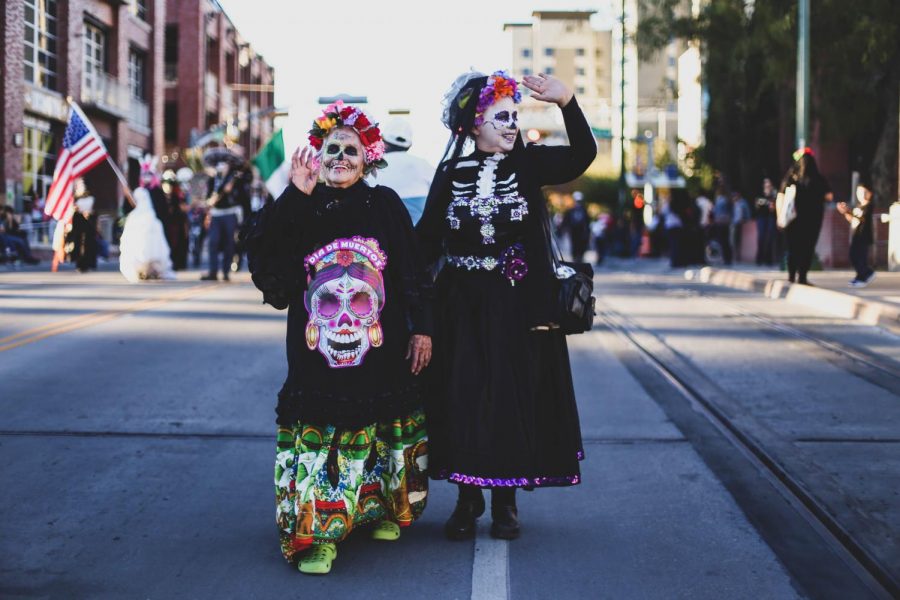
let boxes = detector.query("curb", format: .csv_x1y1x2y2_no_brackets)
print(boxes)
686,267,900,335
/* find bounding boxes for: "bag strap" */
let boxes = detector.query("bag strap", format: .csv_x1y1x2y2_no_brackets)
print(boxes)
540,209,565,270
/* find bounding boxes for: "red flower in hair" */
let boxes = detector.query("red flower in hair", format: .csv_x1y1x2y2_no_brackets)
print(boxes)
354,113,371,130
359,126,382,146
339,107,355,120
309,134,322,150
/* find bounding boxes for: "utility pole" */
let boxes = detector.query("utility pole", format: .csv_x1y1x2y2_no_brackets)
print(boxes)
795,0,809,149
618,0,627,210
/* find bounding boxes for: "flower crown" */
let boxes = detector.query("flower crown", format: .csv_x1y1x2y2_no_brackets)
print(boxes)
304,236,387,274
474,70,522,126
308,101,388,173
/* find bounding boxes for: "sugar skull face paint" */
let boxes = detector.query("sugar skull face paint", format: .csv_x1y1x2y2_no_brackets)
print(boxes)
304,237,387,368
321,128,365,188
474,97,519,153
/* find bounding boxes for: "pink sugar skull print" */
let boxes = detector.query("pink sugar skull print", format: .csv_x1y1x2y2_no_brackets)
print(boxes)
304,237,387,368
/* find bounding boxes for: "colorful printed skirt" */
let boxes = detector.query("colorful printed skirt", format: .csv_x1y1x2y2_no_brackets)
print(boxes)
274,409,428,562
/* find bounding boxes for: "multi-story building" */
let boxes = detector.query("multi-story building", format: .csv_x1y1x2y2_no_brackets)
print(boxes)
1,0,165,218
505,11,613,170
613,0,699,176
162,0,275,172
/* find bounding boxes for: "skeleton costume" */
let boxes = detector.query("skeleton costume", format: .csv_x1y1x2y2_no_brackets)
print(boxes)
417,72,595,491
245,102,432,564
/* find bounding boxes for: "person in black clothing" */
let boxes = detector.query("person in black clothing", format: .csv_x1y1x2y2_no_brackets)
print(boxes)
202,160,243,281
779,149,834,285
244,102,433,575
561,192,590,262
837,182,876,287
161,170,189,270
754,178,778,265
417,71,594,541
69,196,98,272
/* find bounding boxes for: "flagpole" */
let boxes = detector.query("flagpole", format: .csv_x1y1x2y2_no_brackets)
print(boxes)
104,155,135,208
66,97,135,207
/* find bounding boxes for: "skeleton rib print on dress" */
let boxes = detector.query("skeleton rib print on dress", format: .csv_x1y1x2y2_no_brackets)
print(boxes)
304,237,388,368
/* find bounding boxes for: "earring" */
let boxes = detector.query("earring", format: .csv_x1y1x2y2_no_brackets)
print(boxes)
368,322,383,347
305,322,319,350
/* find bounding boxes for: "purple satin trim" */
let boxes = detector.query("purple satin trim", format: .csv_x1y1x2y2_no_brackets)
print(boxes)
576,449,585,461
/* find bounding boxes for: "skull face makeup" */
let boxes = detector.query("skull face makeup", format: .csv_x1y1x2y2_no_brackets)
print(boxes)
321,128,365,188
473,97,520,154
304,237,388,369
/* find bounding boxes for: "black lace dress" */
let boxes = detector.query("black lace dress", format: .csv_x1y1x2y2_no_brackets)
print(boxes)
417,97,596,488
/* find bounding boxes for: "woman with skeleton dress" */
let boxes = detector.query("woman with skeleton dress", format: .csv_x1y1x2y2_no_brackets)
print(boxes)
417,71,596,540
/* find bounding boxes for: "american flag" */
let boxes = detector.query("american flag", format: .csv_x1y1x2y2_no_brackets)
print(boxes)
44,103,109,220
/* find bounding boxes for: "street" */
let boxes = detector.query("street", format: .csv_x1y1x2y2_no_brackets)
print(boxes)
1,262,898,599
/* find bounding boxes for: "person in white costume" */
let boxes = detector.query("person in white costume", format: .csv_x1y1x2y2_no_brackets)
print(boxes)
373,117,434,225
118,187,175,282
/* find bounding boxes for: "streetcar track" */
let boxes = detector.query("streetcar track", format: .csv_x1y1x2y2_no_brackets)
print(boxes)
630,273,900,392
596,302,898,599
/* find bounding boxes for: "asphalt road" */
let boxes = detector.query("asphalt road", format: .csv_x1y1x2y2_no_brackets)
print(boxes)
1,262,897,599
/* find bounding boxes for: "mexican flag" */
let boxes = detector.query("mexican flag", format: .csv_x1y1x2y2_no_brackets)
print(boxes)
253,129,289,197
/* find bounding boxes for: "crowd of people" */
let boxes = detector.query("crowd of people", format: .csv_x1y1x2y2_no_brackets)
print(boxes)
553,149,876,289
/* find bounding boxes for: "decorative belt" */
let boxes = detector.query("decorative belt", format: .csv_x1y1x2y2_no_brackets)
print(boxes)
445,243,528,286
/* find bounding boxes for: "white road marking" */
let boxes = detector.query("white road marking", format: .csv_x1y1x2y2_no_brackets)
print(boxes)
470,521,510,600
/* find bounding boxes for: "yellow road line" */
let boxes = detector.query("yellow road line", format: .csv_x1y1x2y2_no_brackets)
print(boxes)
0,284,220,353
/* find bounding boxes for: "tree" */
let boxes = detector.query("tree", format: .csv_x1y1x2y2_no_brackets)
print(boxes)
638,0,899,207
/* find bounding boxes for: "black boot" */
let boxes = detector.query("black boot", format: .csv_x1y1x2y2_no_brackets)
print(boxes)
444,485,485,541
490,488,520,540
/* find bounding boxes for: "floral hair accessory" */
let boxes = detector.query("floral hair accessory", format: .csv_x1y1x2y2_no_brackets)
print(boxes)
304,236,387,274
792,146,814,162
308,101,388,173
475,70,522,126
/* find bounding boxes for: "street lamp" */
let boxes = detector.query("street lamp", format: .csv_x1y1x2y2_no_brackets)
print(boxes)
796,0,809,149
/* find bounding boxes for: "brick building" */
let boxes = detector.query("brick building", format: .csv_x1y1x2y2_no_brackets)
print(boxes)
162,0,275,171
1,0,165,218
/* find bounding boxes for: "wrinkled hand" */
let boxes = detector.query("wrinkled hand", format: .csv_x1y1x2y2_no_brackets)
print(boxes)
290,146,319,195
406,334,432,375
522,73,574,108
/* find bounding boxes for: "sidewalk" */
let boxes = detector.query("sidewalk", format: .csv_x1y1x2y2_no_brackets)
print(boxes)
686,264,900,334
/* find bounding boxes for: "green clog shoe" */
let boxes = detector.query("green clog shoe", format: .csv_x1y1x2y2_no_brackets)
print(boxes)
298,543,337,575
370,520,401,541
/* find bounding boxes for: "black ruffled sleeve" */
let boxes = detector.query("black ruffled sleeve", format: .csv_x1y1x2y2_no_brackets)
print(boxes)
376,185,435,337
523,96,597,186
242,183,311,309
415,160,452,273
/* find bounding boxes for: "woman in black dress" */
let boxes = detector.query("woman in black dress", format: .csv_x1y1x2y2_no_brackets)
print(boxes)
245,102,433,575
779,149,833,285
417,71,596,540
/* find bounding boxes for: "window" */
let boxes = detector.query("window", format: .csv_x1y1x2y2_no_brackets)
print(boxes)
128,0,148,21
22,118,57,203
544,48,555,57
23,0,59,90
576,86,586,95
523,68,532,76
522,48,531,58
83,22,107,92
576,68,585,76
576,48,585,56
164,102,178,143
128,49,146,100
545,67,554,75
164,25,179,64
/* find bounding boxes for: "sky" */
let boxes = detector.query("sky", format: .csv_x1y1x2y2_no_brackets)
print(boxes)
216,0,615,166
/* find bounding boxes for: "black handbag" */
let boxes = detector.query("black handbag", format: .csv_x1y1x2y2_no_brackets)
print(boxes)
542,215,596,334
